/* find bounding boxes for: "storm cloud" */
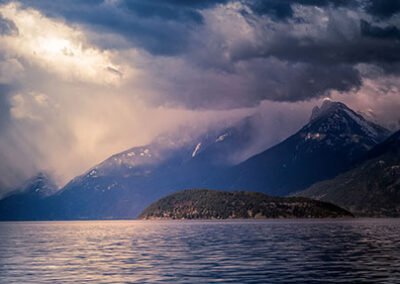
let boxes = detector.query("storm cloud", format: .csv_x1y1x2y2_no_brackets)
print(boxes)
0,0,399,193
10,0,373,106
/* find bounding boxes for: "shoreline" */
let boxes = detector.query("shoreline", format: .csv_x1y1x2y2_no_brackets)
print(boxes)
3,217,400,223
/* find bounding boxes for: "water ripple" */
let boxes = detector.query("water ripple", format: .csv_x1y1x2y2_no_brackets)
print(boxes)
1,219,400,283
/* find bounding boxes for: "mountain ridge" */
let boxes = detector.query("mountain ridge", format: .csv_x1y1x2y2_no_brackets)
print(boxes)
219,100,390,195
0,101,392,220
296,129,400,217
0,173,58,220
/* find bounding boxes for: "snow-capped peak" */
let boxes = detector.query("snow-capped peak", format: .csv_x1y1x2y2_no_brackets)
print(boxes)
305,100,390,147
310,100,347,122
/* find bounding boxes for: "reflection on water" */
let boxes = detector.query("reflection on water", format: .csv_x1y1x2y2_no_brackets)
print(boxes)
1,219,400,283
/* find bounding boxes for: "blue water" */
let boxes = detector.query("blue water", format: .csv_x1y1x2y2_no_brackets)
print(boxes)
1,219,400,283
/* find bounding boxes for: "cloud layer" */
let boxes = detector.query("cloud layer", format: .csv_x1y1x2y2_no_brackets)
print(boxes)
0,0,399,193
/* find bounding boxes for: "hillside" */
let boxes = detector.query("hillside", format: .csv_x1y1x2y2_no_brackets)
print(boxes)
46,113,276,219
139,189,353,220
221,100,390,196
297,130,400,217
0,173,58,221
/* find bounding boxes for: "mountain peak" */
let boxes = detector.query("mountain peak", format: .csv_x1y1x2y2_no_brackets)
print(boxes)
310,99,348,122
22,172,57,197
305,99,390,147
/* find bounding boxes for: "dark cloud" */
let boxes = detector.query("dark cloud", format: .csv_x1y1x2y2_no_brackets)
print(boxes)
10,0,398,61
246,0,356,19
120,0,231,22
365,0,400,19
13,0,229,55
0,84,11,128
361,20,400,40
0,14,17,35
225,7,400,67
245,61,362,102
293,0,354,5
246,0,293,19
152,56,362,108
1,0,399,105
247,34,400,66
122,2,203,24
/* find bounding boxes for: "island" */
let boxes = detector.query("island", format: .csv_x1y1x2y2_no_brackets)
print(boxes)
138,189,353,220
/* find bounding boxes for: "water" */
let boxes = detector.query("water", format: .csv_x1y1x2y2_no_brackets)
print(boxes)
1,219,400,283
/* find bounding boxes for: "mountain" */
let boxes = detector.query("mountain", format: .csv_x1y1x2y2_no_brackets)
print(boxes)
138,189,353,219
0,173,58,220
220,100,390,196
296,130,400,217
0,101,390,220
47,118,263,219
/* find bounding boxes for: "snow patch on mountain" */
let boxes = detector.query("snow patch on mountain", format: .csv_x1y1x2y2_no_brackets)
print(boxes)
192,143,202,157
216,133,229,142
343,108,379,139
90,169,98,176
16,172,58,197
305,132,326,141
127,151,135,157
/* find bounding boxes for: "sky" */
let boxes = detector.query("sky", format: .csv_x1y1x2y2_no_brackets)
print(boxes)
0,0,399,192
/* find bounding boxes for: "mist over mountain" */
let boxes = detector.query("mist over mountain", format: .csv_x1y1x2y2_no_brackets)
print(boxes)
0,101,393,220
40,115,266,219
0,173,58,220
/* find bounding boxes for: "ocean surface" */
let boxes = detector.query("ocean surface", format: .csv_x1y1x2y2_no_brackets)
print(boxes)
1,219,400,283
